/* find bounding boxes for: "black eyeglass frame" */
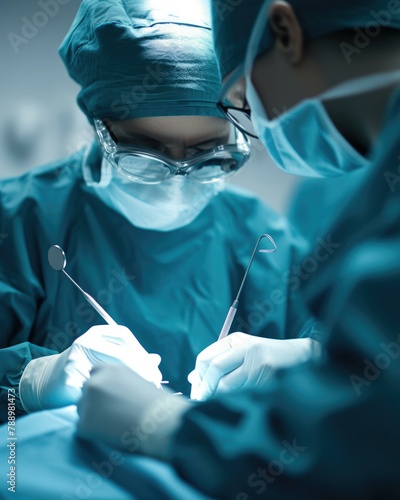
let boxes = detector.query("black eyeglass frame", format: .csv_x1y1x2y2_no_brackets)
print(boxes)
217,102,259,139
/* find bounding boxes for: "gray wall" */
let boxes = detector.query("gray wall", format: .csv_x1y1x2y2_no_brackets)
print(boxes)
1,0,299,214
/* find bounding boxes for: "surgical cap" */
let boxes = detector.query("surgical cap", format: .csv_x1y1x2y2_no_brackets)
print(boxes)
212,0,266,79
59,0,223,122
212,0,400,79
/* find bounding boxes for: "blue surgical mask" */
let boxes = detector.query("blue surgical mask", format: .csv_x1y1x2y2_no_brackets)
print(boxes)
245,1,400,177
86,158,224,231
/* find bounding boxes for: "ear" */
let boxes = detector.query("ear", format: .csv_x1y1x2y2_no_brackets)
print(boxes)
269,1,304,64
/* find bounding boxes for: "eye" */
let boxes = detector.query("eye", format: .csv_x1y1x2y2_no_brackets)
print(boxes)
186,143,217,156
186,135,230,157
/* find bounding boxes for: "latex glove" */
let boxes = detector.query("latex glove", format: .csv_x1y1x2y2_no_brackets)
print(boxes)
77,364,191,460
19,325,163,412
189,333,321,401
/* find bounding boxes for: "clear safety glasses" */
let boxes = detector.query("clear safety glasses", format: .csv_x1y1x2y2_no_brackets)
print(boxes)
94,119,251,184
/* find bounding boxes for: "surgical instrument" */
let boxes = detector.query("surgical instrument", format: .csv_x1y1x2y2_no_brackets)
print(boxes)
48,245,118,326
218,234,277,340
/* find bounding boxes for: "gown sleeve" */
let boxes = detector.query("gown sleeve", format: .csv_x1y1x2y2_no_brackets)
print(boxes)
0,343,56,422
0,181,57,423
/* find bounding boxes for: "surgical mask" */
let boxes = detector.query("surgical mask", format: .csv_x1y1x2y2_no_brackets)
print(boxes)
87,158,224,231
245,2,400,177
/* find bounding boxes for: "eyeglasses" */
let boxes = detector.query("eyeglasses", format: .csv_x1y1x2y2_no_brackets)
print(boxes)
217,102,258,139
94,120,251,184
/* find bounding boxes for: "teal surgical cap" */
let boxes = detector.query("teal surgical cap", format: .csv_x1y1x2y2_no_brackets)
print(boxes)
59,0,223,122
212,0,266,80
212,0,400,79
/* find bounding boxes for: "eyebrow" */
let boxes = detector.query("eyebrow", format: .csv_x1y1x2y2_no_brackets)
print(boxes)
116,132,163,148
116,132,230,149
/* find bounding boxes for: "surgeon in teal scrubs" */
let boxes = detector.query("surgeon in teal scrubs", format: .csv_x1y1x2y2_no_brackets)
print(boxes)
76,1,400,498
0,0,316,423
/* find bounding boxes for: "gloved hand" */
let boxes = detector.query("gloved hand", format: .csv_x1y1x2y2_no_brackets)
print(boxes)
188,333,321,401
77,364,191,460
19,325,163,412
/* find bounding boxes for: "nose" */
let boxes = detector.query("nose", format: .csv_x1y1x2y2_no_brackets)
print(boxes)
166,145,186,161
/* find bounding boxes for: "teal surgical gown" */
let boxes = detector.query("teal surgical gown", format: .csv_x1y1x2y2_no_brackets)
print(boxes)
169,91,400,498
0,143,307,422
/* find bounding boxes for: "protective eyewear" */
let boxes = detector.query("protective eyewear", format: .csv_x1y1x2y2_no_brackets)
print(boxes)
217,102,258,139
94,119,251,184
217,67,258,139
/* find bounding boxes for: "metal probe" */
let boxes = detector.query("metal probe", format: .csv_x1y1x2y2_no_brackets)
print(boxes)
218,234,277,340
48,245,117,326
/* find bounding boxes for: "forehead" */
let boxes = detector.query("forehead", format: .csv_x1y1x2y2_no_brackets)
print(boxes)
109,116,230,144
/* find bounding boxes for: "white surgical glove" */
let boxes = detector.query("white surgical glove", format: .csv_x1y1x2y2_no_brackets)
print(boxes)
19,325,163,412
77,364,191,460
189,333,321,401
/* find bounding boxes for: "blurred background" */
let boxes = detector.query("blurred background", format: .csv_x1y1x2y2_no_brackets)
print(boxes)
1,0,300,214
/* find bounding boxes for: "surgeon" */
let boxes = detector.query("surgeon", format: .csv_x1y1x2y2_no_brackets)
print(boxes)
188,0,400,400
77,1,400,497
0,0,316,423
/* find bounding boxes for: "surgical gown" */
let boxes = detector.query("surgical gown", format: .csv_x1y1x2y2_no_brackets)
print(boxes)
168,91,400,498
0,142,307,422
